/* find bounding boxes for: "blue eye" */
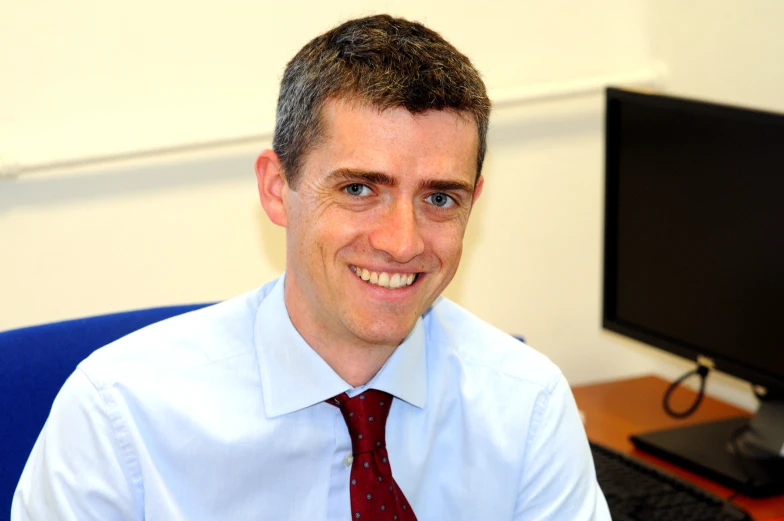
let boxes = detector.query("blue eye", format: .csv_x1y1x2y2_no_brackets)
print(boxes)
426,192,454,208
344,183,371,197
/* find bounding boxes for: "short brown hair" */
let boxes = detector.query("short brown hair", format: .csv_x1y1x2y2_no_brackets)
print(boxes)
272,14,491,187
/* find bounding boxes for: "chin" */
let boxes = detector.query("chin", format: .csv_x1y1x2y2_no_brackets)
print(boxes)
350,318,417,348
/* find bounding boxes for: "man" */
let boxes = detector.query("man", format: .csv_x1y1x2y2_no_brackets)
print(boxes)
12,14,609,520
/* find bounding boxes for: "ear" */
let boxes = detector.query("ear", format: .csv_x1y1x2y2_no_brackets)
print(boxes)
472,175,484,205
255,150,288,228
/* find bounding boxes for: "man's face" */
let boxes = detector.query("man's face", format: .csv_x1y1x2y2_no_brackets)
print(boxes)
279,99,483,350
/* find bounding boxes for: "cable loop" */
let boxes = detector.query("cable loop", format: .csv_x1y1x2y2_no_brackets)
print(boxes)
663,365,710,419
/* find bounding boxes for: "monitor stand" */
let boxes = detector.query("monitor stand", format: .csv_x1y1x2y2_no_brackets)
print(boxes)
631,400,784,498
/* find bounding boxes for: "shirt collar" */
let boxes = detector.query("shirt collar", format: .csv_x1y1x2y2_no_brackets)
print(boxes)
254,275,427,418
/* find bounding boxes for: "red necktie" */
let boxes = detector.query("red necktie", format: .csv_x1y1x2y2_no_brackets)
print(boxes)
328,389,417,520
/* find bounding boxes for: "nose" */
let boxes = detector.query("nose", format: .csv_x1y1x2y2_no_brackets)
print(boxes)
368,200,425,263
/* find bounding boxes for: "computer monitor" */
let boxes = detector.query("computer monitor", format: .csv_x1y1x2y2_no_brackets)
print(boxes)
603,87,784,497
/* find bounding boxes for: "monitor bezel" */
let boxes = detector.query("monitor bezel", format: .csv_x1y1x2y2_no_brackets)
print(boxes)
602,87,784,394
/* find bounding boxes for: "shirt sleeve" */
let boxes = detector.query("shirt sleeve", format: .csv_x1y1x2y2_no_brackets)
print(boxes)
11,369,141,521
513,374,611,520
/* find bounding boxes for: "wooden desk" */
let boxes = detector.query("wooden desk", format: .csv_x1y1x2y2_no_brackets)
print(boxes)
573,375,784,520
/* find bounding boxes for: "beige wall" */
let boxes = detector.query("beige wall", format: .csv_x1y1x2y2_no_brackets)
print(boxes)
3,0,782,411
0,0,649,169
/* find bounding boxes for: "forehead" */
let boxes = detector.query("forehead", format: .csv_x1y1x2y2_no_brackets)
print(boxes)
301,99,479,184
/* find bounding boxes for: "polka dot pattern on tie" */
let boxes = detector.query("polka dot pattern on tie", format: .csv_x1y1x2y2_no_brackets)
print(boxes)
327,389,417,520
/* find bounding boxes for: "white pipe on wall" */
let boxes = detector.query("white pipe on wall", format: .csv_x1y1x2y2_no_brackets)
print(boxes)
0,65,665,181
491,65,665,108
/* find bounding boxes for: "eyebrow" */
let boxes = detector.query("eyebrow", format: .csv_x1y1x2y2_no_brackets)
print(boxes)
418,178,475,194
326,169,398,187
326,168,475,193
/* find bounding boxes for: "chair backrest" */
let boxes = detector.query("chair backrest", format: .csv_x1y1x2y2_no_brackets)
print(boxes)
0,303,215,520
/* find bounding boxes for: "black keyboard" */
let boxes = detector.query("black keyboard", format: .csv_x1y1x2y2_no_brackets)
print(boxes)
591,442,753,521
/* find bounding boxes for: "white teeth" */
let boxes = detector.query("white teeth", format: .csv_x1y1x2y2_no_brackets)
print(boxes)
353,266,417,289
390,273,401,289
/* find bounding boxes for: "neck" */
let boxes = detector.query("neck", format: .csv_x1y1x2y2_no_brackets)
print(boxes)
283,277,401,387
309,341,396,387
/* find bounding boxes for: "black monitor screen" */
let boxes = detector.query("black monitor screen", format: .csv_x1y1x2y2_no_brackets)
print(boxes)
604,88,784,391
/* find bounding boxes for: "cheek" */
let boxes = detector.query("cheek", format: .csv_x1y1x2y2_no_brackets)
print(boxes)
289,198,331,245
300,211,366,263
427,226,464,266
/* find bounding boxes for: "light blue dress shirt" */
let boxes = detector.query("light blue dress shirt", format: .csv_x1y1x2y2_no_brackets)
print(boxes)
12,275,609,520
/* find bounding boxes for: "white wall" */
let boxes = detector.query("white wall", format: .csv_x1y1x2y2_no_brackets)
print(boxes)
2,0,779,411
0,0,649,171
646,0,784,112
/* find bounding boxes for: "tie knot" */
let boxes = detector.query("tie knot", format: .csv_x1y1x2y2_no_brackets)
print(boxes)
329,389,392,455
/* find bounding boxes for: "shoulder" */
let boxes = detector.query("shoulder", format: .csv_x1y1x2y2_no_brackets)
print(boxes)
416,297,583,494
78,279,277,389
423,296,563,396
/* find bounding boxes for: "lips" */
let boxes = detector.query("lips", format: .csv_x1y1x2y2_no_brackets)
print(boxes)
350,265,418,289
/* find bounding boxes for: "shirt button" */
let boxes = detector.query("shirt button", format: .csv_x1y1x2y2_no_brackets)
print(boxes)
344,453,354,468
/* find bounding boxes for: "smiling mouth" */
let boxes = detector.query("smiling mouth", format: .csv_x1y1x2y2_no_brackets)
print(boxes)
350,265,419,289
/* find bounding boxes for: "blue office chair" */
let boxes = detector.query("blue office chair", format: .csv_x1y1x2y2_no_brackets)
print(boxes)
0,303,215,520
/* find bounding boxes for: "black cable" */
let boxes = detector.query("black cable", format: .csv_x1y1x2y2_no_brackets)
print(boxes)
662,364,710,419
662,368,759,506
